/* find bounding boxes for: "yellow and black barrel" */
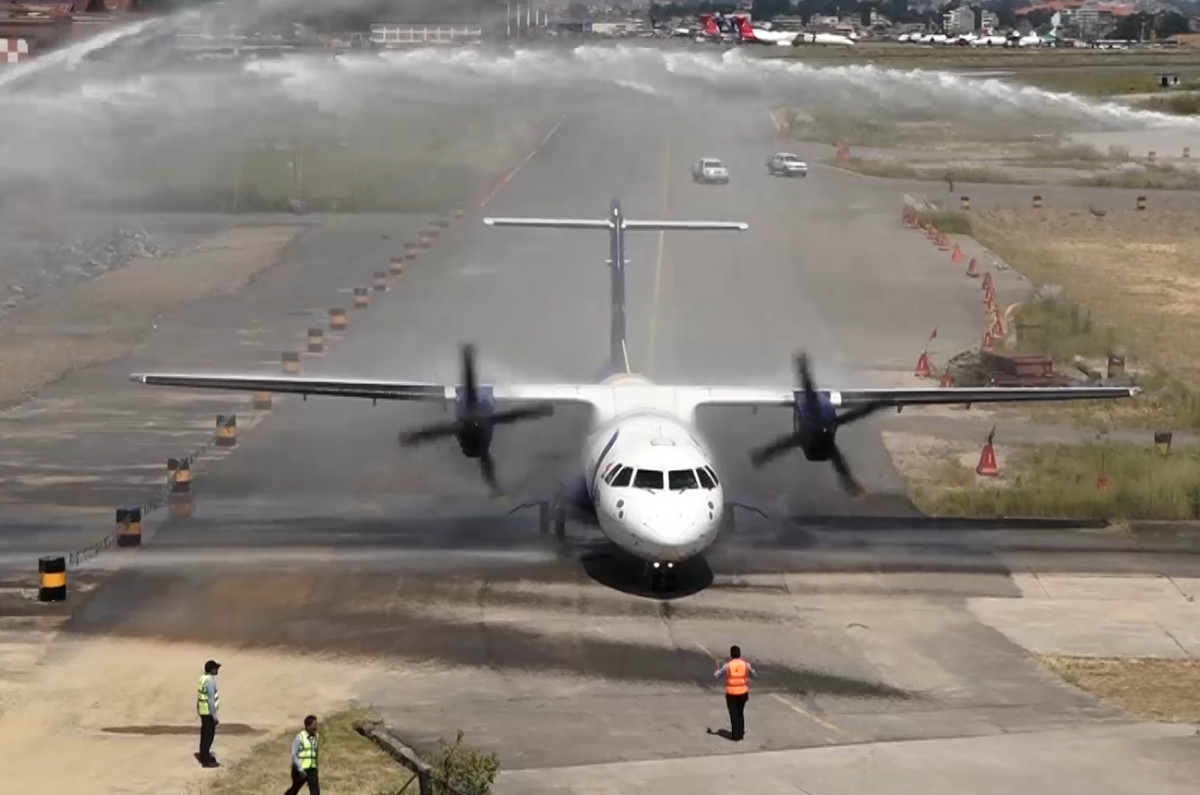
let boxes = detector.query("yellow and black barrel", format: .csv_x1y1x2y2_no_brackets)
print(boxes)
353,287,370,309
252,391,273,410
452,201,465,219
1032,195,1043,209
1155,431,1173,457
329,307,348,330
404,241,418,261
373,271,388,292
282,351,301,374
389,256,404,276
418,229,434,248
215,414,238,447
1136,195,1147,211
170,457,192,494
431,216,450,230
37,555,66,603
1185,147,1191,159
1147,150,1156,163
307,327,325,354
168,493,194,520
959,195,970,211
116,504,142,548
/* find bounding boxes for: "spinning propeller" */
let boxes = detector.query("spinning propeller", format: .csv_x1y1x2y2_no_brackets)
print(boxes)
399,344,555,494
748,352,886,497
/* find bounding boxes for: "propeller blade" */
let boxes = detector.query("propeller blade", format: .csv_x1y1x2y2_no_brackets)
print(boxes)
828,443,865,497
795,352,819,414
400,420,461,446
834,401,886,428
490,403,555,425
750,431,804,468
461,344,478,411
479,449,499,493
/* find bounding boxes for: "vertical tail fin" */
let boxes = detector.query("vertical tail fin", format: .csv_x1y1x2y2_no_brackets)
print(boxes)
484,199,748,379
701,14,719,36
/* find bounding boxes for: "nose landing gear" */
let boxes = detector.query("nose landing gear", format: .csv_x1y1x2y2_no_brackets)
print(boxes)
647,560,676,593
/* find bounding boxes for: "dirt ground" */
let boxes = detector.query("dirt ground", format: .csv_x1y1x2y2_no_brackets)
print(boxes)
0,630,391,794
0,225,304,410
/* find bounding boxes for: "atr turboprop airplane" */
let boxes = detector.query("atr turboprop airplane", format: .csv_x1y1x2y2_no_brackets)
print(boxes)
132,199,1138,593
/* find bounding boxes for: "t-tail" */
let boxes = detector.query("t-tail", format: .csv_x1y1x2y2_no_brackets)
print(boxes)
483,198,747,380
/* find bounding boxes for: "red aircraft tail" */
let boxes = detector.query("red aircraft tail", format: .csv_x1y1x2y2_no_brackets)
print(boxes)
700,13,719,37
736,16,756,40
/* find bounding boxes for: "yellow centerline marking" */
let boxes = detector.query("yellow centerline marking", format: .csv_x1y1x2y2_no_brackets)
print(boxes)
645,136,671,375
770,692,849,737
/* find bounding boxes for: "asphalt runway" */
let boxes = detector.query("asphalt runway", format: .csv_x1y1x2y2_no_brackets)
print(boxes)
8,63,1200,794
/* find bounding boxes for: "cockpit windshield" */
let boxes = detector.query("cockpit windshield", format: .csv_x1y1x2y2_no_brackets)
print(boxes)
669,469,700,490
702,159,724,168
633,469,664,490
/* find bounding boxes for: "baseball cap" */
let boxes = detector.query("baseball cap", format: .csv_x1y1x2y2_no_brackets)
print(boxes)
205,659,221,673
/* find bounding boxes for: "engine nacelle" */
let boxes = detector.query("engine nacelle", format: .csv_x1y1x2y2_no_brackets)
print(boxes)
454,384,495,459
792,390,837,462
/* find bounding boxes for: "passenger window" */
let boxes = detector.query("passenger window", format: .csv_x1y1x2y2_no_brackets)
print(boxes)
705,466,720,486
669,469,699,490
633,469,663,490
696,467,715,489
611,466,633,487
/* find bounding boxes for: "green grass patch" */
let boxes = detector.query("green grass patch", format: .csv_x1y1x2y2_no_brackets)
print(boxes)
1005,70,1180,96
1013,294,1121,361
915,441,1200,520
209,708,414,795
910,207,973,234
830,156,918,178
1135,91,1200,115
1074,163,1200,190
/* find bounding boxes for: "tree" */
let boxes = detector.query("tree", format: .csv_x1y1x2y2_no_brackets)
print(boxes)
567,2,590,21
430,731,500,795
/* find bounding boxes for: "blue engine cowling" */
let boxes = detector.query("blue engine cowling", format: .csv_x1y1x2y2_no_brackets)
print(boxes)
792,389,837,462
455,384,494,459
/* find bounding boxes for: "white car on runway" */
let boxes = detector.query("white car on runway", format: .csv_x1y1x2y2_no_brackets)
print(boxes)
767,152,808,177
691,157,729,185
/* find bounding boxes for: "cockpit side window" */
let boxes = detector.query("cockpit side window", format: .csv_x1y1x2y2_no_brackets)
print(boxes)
669,469,699,490
611,466,633,487
704,465,720,486
696,467,715,489
633,469,663,490
603,463,623,484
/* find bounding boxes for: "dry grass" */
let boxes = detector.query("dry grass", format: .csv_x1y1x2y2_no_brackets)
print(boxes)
1039,655,1200,722
208,708,415,795
898,438,1200,520
972,208,1200,427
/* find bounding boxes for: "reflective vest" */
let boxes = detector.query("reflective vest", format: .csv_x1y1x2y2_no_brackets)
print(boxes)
197,674,218,716
725,659,749,696
297,732,318,770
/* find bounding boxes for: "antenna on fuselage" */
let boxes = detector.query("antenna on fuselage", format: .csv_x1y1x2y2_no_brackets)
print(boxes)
484,198,748,378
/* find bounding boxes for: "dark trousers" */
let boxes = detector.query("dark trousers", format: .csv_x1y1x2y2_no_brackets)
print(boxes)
284,766,320,795
199,715,216,761
725,693,748,740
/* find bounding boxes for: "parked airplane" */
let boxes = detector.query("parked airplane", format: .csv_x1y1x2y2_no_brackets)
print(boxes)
131,199,1138,593
734,16,797,46
793,31,856,46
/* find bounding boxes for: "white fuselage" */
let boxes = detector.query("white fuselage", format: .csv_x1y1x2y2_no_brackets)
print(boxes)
581,373,725,564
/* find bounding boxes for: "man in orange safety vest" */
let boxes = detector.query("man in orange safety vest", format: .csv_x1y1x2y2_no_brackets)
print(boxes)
714,645,757,741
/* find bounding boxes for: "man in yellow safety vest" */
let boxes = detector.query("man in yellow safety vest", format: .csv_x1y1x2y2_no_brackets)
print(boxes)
196,659,221,767
284,715,320,795
714,645,756,741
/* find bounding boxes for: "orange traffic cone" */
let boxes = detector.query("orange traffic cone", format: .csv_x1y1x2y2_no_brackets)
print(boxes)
981,272,994,292
976,431,1000,477
984,290,995,313
951,244,963,264
914,350,933,378
981,329,994,352
926,225,938,240
990,312,1006,337
965,258,979,278
1096,474,1111,491
937,234,950,251
939,370,953,387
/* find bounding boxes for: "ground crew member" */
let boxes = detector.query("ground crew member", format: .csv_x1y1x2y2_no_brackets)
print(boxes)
714,645,756,741
196,659,221,767
284,715,320,795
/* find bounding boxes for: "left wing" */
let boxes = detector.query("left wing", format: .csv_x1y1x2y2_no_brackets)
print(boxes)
129,373,602,409
681,384,1140,414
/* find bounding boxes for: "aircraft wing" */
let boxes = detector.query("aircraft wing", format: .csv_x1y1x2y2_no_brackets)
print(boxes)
684,385,1140,413
129,373,601,408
